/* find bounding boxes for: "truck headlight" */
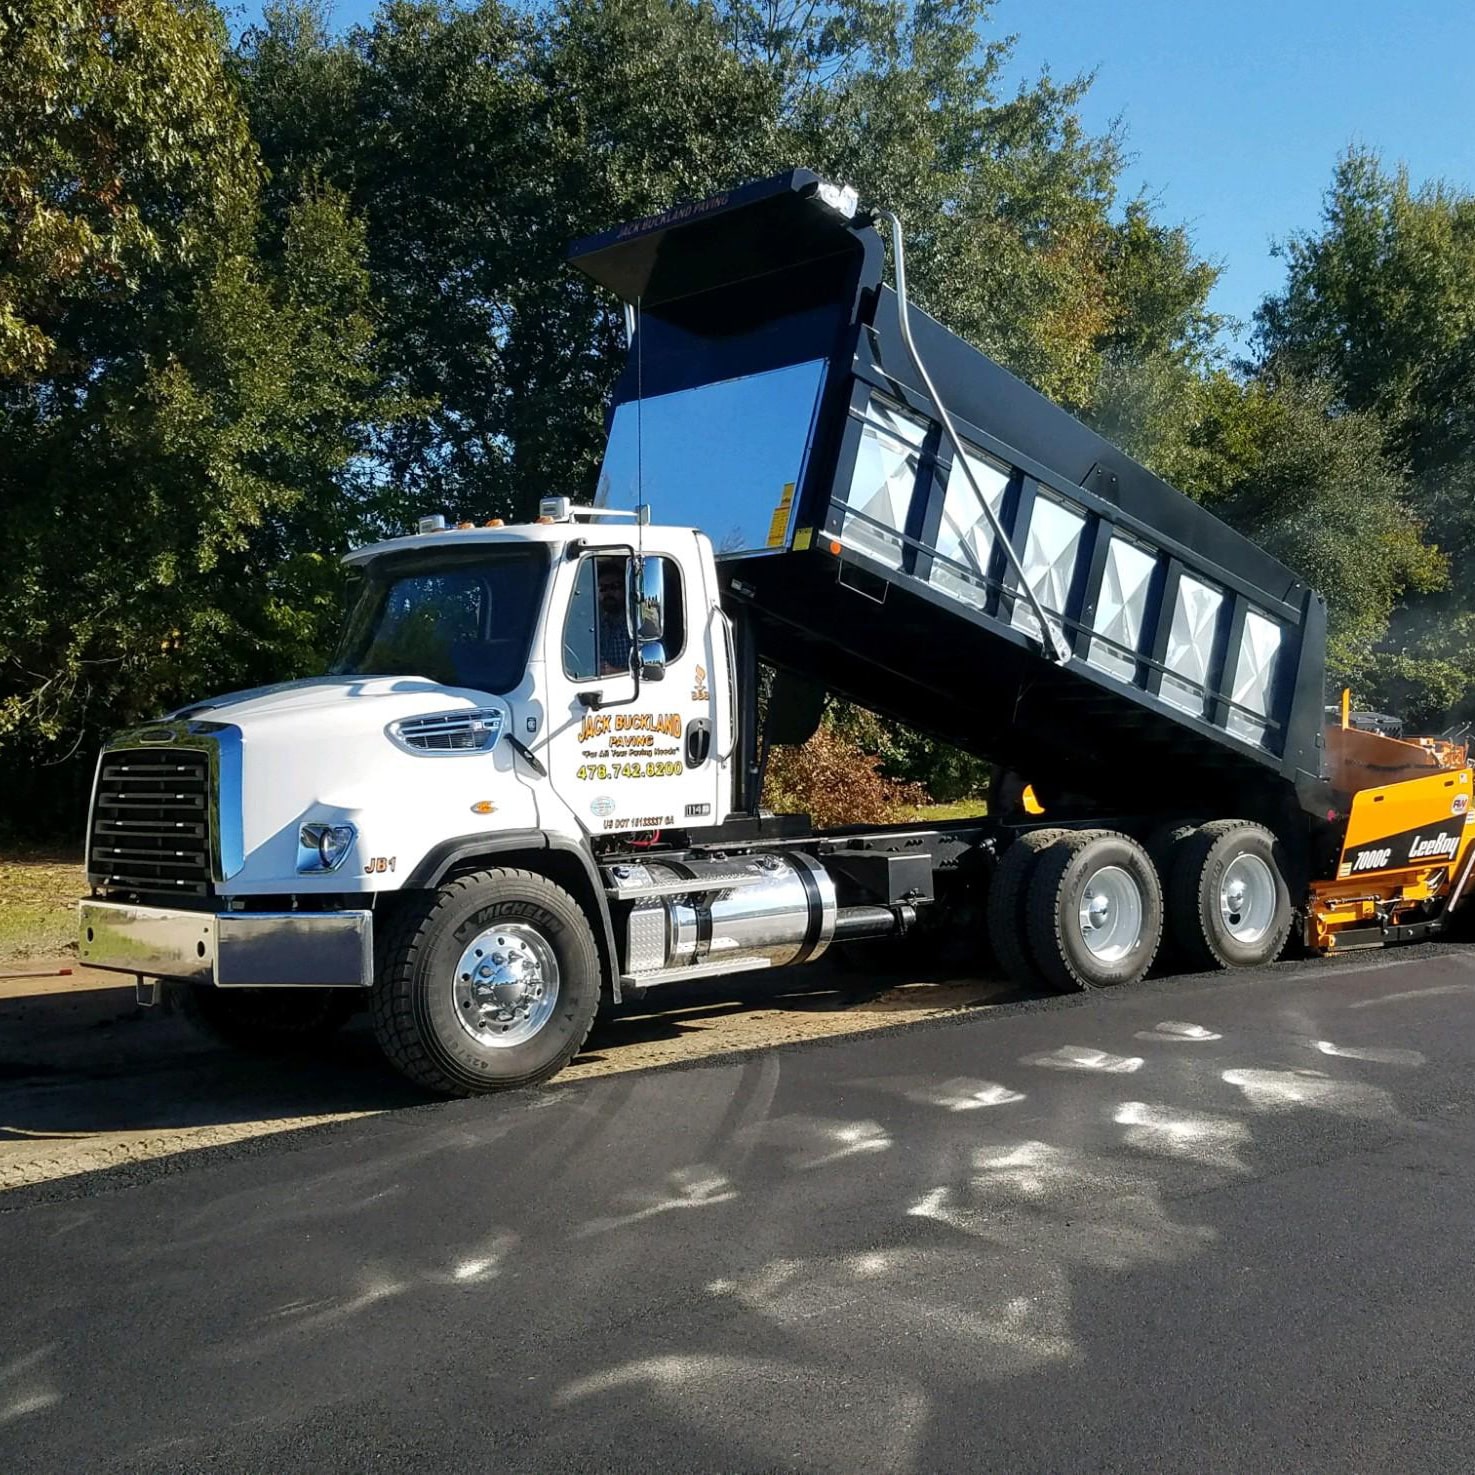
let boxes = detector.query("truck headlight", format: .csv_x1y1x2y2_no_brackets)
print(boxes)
298,822,357,873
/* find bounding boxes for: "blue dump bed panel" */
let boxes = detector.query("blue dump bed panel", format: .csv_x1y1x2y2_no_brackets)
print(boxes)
571,172,1328,817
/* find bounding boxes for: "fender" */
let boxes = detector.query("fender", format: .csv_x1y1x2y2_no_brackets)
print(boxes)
404,829,623,1002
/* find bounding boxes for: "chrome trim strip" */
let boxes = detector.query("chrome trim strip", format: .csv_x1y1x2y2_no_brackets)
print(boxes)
620,957,771,988
386,706,505,756
79,901,216,983
215,911,372,987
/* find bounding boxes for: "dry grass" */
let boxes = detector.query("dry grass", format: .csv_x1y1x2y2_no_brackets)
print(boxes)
908,799,989,822
0,852,85,964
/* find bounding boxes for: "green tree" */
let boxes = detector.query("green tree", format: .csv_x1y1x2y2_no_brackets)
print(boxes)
1149,372,1445,689
238,0,1225,515
0,0,407,825
1253,150,1475,721
236,0,786,518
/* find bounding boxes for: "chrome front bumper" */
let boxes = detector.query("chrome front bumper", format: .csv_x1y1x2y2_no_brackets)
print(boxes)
78,900,373,987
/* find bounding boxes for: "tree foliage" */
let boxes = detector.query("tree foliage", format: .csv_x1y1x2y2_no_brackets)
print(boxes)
1,2,1470,831
235,0,1228,515
0,0,411,825
1144,371,1446,688
765,715,928,827
1254,150,1475,722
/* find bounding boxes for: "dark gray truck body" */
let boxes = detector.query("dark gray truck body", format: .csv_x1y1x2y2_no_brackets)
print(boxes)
571,171,1328,826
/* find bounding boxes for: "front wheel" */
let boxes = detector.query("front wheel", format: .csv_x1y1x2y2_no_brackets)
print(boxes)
373,868,602,1096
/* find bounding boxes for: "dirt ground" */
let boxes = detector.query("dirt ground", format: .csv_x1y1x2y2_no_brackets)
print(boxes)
0,854,85,963
0,956,1015,1195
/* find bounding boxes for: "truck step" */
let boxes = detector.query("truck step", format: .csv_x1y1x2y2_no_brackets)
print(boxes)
620,957,772,989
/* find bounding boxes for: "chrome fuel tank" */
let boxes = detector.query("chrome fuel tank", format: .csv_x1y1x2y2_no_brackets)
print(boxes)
610,853,837,979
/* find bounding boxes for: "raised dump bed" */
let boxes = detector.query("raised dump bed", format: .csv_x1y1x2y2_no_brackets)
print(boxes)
571,171,1328,820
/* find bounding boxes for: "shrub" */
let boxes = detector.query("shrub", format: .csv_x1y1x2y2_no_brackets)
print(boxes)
764,726,929,828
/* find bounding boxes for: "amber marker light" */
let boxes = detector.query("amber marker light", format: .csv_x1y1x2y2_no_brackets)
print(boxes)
470,800,497,815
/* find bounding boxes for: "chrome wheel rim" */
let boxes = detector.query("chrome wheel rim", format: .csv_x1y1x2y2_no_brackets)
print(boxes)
1077,865,1143,962
1219,853,1276,945
452,922,560,1048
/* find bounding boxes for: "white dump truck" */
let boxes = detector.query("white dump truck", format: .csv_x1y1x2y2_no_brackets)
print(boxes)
78,172,1475,1094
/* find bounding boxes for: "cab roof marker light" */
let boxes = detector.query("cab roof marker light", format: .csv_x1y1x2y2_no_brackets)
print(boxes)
815,180,859,220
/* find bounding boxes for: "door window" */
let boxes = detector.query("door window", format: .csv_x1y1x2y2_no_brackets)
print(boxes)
562,555,686,680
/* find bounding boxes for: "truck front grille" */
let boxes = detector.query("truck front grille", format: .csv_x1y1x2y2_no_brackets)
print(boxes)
89,748,214,897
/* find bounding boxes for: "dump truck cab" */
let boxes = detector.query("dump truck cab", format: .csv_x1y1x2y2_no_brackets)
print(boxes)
333,508,739,852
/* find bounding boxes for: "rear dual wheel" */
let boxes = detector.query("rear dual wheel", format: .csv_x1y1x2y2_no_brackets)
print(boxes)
988,829,1162,991
1026,831,1163,991
987,819,1292,993
985,829,1070,987
1165,820,1292,970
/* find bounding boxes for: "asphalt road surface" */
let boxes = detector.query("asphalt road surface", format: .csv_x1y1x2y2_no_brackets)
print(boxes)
5,946,1475,1473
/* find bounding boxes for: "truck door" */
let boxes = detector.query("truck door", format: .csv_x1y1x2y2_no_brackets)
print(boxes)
543,545,723,837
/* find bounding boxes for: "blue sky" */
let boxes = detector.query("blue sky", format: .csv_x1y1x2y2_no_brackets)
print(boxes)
235,0,1473,345
993,0,1475,342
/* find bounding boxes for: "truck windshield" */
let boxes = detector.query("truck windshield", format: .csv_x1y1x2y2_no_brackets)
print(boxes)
332,546,549,694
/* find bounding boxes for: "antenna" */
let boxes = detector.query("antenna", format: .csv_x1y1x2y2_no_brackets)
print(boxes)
635,292,645,554
634,294,645,652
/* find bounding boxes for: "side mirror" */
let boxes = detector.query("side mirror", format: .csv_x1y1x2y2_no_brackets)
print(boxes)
638,641,667,682
631,556,665,643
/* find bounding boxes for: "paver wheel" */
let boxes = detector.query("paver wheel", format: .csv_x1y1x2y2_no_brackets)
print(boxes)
1026,830,1163,991
181,986,358,1054
373,868,601,1096
1168,820,1292,970
986,829,1070,986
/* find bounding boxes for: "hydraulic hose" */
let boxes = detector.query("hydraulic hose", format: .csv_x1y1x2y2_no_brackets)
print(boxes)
869,208,1073,665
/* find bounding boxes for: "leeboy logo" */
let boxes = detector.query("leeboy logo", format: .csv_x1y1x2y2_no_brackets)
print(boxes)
1409,832,1460,861
1349,828,1460,873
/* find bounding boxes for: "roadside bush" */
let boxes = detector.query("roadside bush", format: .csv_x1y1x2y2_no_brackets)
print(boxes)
826,700,992,803
764,725,928,828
